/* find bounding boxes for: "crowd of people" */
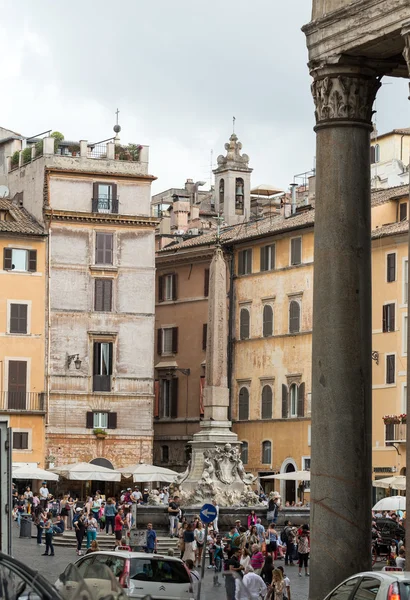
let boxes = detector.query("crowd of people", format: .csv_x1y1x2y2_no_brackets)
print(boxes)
372,509,406,569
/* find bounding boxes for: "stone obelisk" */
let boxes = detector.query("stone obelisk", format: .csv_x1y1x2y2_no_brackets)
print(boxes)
175,246,257,505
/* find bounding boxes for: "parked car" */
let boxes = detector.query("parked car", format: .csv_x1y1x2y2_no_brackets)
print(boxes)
323,571,410,600
56,551,193,600
0,551,63,600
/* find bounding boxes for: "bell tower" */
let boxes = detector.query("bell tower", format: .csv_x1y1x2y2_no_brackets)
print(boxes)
213,133,252,225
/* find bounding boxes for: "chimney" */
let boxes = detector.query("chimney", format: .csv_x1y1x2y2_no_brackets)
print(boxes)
290,183,297,214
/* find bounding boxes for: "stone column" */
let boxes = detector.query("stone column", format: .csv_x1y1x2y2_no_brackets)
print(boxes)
402,24,410,555
309,64,381,600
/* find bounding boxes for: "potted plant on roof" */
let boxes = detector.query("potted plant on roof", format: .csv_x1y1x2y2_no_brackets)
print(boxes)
46,454,56,468
400,413,407,424
51,131,64,153
22,147,32,165
382,414,401,425
11,151,19,168
68,144,80,157
93,428,107,440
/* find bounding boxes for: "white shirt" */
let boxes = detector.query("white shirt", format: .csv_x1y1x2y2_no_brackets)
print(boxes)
39,486,48,499
236,573,267,600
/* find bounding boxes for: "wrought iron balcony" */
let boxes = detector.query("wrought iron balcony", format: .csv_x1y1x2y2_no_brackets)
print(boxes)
385,423,406,444
0,392,45,413
91,197,119,214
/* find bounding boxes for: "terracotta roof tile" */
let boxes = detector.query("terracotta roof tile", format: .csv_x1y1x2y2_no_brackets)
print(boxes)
0,199,45,236
371,219,408,239
371,184,409,207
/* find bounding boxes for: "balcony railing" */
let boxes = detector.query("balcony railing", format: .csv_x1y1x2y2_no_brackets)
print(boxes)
0,392,45,412
92,197,119,214
385,423,406,444
93,375,111,392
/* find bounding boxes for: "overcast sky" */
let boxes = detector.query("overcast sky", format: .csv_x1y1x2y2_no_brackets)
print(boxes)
1,0,409,194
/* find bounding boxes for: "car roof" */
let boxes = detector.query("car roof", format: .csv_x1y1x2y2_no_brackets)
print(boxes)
346,572,410,581
81,551,183,562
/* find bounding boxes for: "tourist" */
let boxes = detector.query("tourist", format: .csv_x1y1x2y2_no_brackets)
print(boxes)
145,522,157,554
247,525,259,548
34,507,45,545
142,488,150,504
224,525,239,554
73,508,86,555
207,529,216,567
179,522,187,558
240,547,251,570
39,482,49,510
236,565,267,600
163,487,169,505
131,487,142,503
85,512,98,549
86,540,101,554
42,512,55,556
194,520,205,567
60,495,69,530
192,514,200,530
297,525,310,577
114,508,124,547
277,566,291,600
98,502,106,531
24,486,33,507
168,495,180,538
261,554,274,586
212,499,219,532
90,495,101,524
250,543,265,574
52,514,65,534
15,495,25,526
104,498,117,535
282,520,296,566
185,559,200,599
225,548,243,600
397,547,406,569
255,518,265,547
247,510,257,529
272,568,286,600
212,535,224,586
266,523,278,560
32,492,40,511
182,523,196,562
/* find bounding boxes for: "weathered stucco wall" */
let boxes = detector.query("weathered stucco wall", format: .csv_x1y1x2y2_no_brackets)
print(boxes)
312,0,355,19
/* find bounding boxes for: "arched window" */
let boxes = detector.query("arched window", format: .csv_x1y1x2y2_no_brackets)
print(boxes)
375,144,380,163
219,179,225,209
290,384,298,417
370,145,376,164
240,308,250,340
289,300,300,334
261,385,273,419
261,440,271,464
238,387,249,420
161,445,169,463
263,304,273,337
241,441,248,464
235,177,244,214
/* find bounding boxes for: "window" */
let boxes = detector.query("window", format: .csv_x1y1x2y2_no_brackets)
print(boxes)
8,360,27,410
282,384,288,418
302,456,311,492
289,300,301,333
261,385,272,419
240,308,250,340
86,411,117,429
261,441,271,464
202,323,207,350
92,182,118,214
235,177,244,214
352,578,381,600
94,279,113,312
157,327,178,356
290,237,302,266
263,304,273,337
386,354,395,384
219,179,224,209
161,445,169,463
241,442,248,465
405,260,408,304
404,315,408,355
400,202,407,222
159,378,178,418
158,273,177,302
382,303,395,332
238,249,252,275
93,341,113,391
129,557,190,583
95,233,113,265
370,145,376,164
13,431,28,450
204,268,210,297
387,253,396,282
327,577,360,600
3,248,36,272
260,244,275,272
374,144,380,163
9,303,28,334
238,387,249,421
290,384,298,417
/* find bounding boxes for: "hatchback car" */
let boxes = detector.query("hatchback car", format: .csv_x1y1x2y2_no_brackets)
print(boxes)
324,571,410,600
63,551,194,600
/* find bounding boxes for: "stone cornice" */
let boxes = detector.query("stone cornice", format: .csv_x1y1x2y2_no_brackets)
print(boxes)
44,209,158,228
45,166,156,182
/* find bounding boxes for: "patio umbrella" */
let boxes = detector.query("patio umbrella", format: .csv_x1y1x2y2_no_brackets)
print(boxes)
251,184,284,197
119,463,178,483
372,476,406,491
49,462,121,481
372,495,406,511
12,465,59,481
260,470,311,481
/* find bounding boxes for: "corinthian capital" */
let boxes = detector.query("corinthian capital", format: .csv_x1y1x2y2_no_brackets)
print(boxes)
310,65,381,129
402,23,410,75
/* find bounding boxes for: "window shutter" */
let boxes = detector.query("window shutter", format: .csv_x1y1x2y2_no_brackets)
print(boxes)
104,280,112,311
387,355,395,384
3,248,12,270
271,245,276,270
382,305,387,332
92,183,99,212
202,323,207,350
389,304,395,332
11,304,28,334
172,273,178,301
154,380,160,418
240,309,250,340
107,412,117,429
93,342,99,376
86,412,94,428
95,234,104,264
400,203,407,222
387,254,396,282
289,301,300,333
204,269,210,297
262,386,272,419
260,247,266,272
157,329,163,356
263,305,273,337
171,378,178,418
238,251,244,275
111,184,118,213
93,182,99,200
239,387,249,421
158,276,164,302
282,384,288,418
28,250,37,272
95,280,103,311
291,238,301,265
298,382,305,417
172,327,178,354
108,343,113,376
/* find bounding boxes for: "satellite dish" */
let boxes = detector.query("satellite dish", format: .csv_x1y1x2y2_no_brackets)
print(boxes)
0,185,9,198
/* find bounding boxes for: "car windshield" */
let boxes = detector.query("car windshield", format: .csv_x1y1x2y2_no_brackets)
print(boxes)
400,582,410,600
130,558,190,584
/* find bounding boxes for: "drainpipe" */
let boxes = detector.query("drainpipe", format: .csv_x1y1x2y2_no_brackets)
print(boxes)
226,246,235,422
46,212,52,426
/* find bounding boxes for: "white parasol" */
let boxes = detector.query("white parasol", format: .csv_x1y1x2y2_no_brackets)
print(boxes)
372,495,406,511
12,465,59,481
119,463,179,483
49,462,121,481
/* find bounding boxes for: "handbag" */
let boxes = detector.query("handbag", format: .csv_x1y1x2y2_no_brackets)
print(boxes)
267,510,275,521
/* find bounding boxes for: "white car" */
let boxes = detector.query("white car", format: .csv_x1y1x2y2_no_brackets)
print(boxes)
324,570,410,600
57,551,194,600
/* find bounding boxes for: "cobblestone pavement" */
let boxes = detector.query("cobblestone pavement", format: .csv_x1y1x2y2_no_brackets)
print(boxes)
12,528,310,600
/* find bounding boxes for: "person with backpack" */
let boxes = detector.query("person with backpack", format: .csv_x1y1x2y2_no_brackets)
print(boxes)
282,520,296,566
